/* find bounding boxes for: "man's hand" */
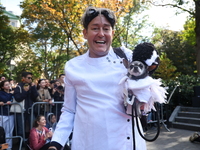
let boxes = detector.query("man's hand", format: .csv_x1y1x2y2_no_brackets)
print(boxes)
23,84,30,91
43,99,49,102
10,90,14,94
31,82,36,86
6,101,12,105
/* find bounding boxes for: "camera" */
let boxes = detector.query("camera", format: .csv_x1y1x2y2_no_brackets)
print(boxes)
54,84,57,88
57,85,64,91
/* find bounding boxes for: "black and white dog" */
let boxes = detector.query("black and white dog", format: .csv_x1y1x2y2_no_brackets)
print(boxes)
120,42,166,115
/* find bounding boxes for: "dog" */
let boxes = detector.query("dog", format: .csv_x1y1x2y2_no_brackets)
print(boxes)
128,61,148,80
119,42,167,115
129,42,160,79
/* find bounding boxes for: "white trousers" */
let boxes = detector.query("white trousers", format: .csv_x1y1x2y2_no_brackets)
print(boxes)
0,115,14,148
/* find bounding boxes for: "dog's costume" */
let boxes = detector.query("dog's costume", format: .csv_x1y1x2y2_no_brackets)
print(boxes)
119,43,167,115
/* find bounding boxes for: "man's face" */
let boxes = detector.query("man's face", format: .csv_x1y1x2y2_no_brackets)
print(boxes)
59,75,65,83
83,15,114,58
22,75,32,84
45,79,50,87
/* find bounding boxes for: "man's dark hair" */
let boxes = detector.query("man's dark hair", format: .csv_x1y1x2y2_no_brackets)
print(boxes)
8,79,13,82
21,72,32,78
50,80,56,84
59,74,65,78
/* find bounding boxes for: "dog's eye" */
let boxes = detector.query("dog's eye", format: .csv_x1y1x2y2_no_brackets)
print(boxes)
139,64,143,68
130,65,134,69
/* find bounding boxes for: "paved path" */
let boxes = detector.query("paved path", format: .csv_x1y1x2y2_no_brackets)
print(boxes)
146,127,200,150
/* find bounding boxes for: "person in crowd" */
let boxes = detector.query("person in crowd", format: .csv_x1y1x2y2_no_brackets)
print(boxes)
48,80,56,98
8,79,16,92
13,71,39,138
29,115,53,150
58,74,65,87
52,80,64,120
0,80,14,149
48,6,146,150
51,80,64,121
45,79,51,90
45,113,57,132
35,79,52,116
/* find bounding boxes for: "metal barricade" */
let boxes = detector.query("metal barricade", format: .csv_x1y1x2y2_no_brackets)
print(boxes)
0,103,24,150
30,101,63,129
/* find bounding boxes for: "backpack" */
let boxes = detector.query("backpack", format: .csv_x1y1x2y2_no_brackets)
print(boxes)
113,47,129,68
113,47,128,60
0,126,6,144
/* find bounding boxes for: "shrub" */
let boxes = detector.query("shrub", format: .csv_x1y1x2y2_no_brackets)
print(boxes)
163,75,200,106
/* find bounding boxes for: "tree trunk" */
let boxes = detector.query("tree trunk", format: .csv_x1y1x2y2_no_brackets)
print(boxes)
195,0,200,75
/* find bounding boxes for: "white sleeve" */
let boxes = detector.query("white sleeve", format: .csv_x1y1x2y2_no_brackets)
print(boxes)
51,63,77,146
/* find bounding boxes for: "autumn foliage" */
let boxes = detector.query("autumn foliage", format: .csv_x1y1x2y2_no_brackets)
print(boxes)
21,0,140,55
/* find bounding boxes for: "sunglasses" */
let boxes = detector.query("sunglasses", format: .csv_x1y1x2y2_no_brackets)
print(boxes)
84,8,115,29
27,77,33,80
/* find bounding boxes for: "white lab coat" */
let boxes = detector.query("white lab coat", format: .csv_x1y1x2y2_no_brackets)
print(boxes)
51,47,146,150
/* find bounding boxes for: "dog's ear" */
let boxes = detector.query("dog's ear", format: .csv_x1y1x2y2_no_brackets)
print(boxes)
148,64,157,71
123,59,129,69
148,64,159,76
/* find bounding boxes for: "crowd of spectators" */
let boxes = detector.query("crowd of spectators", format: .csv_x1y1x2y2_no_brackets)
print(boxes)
0,72,65,149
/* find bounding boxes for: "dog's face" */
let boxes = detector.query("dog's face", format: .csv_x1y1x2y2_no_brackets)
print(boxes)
128,61,148,79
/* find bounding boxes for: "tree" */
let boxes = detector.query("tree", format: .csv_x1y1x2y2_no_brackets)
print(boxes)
145,0,200,75
13,48,42,82
0,6,30,78
151,28,196,75
20,0,138,53
182,18,195,46
155,52,180,81
0,6,17,75
113,4,151,49
20,0,148,78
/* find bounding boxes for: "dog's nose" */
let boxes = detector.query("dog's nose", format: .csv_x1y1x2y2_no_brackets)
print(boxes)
133,67,139,71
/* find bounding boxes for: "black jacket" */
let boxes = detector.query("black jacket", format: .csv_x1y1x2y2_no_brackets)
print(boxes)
13,82,38,112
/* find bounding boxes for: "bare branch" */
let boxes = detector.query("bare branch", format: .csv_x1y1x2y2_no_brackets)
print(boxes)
146,1,195,17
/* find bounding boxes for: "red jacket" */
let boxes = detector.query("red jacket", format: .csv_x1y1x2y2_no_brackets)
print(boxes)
29,127,49,150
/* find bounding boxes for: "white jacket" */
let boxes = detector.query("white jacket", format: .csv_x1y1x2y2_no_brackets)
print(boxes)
51,47,146,150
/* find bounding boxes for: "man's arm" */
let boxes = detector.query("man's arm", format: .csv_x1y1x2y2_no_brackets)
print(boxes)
49,69,76,149
13,85,28,102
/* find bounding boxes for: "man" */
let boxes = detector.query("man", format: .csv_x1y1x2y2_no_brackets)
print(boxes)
13,72,38,138
49,7,146,150
58,74,65,87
